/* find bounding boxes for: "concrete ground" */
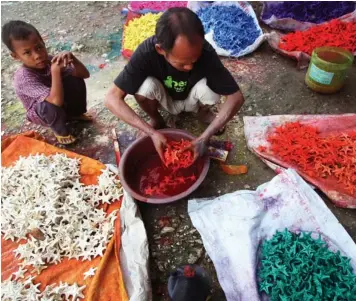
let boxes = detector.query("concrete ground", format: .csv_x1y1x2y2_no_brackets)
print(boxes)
1,2,355,300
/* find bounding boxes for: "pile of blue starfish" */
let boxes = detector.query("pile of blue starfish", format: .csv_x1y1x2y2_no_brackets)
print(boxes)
197,5,261,56
258,229,356,300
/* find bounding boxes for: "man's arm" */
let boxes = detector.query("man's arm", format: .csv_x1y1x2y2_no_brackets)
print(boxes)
189,90,244,160
105,85,168,161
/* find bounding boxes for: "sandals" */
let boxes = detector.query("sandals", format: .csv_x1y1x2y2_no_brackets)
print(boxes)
68,113,94,122
55,134,77,145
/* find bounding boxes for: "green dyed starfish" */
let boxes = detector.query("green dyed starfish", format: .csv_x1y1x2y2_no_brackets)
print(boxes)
258,229,356,301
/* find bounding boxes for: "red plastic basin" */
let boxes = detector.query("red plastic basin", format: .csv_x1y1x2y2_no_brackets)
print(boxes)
119,129,210,204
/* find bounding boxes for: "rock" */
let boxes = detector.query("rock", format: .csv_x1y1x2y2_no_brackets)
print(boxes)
188,253,199,264
161,227,175,234
101,53,108,58
188,229,197,234
153,234,161,240
195,248,203,258
195,239,203,244
244,184,251,189
58,30,67,35
157,262,165,272
71,43,84,52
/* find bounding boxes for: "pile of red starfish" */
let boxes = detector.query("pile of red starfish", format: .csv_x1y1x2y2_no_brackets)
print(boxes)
163,139,194,171
258,122,356,195
279,19,356,56
143,140,196,197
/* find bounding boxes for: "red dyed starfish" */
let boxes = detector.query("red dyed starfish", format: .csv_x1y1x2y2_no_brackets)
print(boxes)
259,122,356,195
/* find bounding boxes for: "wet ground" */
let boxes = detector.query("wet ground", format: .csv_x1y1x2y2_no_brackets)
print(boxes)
1,2,356,300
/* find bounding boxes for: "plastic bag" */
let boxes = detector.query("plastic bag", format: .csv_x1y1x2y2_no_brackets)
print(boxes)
121,10,159,59
187,1,266,58
128,1,187,14
188,169,356,301
261,1,356,32
243,114,356,209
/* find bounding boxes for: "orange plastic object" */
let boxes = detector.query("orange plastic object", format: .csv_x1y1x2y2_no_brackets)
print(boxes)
220,164,248,175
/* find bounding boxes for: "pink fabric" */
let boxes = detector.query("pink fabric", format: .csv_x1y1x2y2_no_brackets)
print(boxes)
13,59,73,125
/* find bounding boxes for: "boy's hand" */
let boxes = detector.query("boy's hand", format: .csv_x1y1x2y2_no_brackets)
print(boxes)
51,59,66,72
52,51,74,67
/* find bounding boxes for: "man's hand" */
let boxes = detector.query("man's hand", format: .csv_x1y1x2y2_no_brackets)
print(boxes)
52,51,74,67
183,136,208,161
150,131,168,163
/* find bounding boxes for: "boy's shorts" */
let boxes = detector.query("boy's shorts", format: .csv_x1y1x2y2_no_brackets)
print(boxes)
136,77,220,115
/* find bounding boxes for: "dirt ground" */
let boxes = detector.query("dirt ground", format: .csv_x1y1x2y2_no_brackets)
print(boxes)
1,1,356,300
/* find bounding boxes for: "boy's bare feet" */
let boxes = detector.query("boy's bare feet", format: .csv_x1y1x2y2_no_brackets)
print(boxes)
68,112,94,122
55,134,77,145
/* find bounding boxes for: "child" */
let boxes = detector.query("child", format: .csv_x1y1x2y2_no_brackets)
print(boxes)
1,20,92,144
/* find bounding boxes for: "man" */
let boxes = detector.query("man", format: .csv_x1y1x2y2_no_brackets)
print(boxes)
105,7,244,161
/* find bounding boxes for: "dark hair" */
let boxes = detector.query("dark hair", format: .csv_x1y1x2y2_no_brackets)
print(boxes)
155,7,205,52
1,20,42,52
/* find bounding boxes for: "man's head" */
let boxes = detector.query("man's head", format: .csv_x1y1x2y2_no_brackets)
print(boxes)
155,8,205,72
2,20,48,69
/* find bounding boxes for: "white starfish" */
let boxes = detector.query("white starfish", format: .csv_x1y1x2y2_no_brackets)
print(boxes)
12,267,27,280
2,154,122,271
84,267,98,280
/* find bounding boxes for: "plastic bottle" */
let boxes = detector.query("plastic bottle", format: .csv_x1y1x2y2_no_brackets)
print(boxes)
305,46,354,94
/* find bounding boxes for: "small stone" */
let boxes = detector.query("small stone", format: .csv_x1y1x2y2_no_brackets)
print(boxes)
188,229,197,234
102,53,108,58
195,239,203,244
244,184,251,189
161,227,175,234
157,263,165,272
188,253,199,264
153,234,161,240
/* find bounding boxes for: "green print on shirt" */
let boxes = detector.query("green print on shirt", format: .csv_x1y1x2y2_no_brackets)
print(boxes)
164,76,187,93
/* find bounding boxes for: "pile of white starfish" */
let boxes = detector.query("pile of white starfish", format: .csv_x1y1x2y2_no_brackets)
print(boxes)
2,277,86,301
1,154,123,300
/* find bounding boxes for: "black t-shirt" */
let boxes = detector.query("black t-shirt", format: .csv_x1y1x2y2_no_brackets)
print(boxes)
114,36,239,101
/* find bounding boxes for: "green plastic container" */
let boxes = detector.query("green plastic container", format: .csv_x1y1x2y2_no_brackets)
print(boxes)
305,47,354,94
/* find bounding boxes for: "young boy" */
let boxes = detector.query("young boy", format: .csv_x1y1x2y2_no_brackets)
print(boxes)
1,20,92,144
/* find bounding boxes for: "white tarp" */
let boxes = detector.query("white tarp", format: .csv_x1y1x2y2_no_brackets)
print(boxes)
107,164,151,301
188,169,356,301
120,190,152,301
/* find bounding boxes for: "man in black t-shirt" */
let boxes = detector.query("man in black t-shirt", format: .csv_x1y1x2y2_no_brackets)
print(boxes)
105,8,244,161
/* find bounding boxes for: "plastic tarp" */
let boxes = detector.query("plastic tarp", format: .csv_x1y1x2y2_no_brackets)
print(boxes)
243,114,356,209
187,1,266,58
261,2,356,32
266,11,356,69
188,169,356,301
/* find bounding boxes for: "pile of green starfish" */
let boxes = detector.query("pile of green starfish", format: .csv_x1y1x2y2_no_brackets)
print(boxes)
258,229,356,301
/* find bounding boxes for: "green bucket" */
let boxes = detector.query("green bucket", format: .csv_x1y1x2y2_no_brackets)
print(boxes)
305,46,354,94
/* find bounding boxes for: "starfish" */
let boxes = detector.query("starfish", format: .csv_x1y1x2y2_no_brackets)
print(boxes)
84,267,98,280
12,267,27,280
